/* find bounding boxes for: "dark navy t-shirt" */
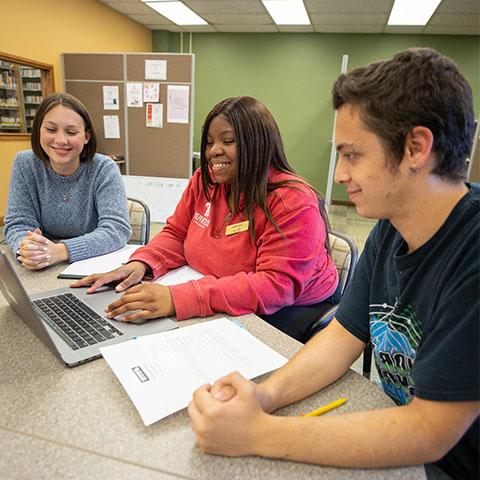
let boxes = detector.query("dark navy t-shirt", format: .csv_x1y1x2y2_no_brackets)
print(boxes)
336,184,479,479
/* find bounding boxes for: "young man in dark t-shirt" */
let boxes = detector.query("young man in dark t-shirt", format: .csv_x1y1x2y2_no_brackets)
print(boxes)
187,48,480,479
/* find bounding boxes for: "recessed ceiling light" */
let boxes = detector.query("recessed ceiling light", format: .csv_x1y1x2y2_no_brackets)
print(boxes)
144,1,207,26
388,0,442,26
262,0,310,26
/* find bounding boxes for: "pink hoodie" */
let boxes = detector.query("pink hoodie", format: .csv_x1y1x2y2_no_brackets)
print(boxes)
129,168,338,320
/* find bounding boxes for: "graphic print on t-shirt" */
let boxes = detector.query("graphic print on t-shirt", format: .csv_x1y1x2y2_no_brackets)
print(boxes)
370,300,422,405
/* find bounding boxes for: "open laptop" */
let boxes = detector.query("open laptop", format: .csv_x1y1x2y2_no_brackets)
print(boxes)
0,251,178,367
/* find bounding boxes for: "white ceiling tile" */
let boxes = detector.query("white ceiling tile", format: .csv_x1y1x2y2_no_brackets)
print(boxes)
424,25,480,35
97,0,480,35
384,25,425,33
128,14,174,25
428,14,479,26
314,24,385,33
310,13,388,25
99,0,139,3
436,0,480,14
215,24,279,32
100,1,153,15
201,14,272,25
183,1,266,14
305,0,393,14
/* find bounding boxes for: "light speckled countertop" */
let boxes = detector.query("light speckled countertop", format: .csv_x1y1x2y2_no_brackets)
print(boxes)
0,247,426,480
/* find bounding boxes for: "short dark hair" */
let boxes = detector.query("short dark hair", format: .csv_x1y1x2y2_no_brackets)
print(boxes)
200,96,331,250
31,92,97,164
332,48,475,182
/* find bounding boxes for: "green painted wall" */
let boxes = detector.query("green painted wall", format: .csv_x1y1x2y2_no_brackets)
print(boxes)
153,32,479,201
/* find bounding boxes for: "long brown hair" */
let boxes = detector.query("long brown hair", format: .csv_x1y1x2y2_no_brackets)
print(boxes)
200,96,331,251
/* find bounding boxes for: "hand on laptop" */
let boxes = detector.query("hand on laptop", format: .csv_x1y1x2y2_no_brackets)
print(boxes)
70,261,148,294
71,262,175,322
17,228,68,270
105,283,175,322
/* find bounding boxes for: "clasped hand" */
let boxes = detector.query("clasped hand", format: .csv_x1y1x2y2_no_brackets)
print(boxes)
17,228,68,270
188,372,273,456
71,261,175,322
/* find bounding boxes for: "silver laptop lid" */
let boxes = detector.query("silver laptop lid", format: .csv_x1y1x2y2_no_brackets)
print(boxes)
0,251,60,358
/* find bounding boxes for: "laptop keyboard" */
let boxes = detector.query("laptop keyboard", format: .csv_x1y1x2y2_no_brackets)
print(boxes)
32,293,123,350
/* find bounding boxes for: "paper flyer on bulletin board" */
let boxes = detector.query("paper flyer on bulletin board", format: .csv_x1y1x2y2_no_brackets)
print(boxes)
103,115,120,139
145,59,167,80
126,82,143,107
143,82,160,102
167,85,190,124
103,86,119,110
146,103,163,128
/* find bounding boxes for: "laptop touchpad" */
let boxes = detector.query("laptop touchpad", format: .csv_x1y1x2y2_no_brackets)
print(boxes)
79,288,147,324
113,312,147,324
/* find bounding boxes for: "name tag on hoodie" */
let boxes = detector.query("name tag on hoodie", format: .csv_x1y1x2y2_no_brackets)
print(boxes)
226,221,249,236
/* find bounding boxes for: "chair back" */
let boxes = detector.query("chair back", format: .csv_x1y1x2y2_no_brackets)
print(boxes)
329,232,372,380
127,197,151,245
328,230,359,295
300,230,359,342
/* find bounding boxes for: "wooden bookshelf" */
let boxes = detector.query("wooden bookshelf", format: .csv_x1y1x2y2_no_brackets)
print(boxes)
0,52,54,139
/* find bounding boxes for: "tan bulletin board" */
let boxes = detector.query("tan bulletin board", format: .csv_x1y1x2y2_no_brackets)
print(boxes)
62,53,194,179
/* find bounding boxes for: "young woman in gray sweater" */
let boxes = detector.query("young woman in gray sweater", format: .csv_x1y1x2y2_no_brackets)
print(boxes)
4,93,131,270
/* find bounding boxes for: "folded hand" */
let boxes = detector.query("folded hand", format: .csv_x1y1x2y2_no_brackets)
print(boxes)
17,228,68,270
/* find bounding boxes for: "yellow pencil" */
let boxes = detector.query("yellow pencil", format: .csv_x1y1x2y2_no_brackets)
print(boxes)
302,397,347,417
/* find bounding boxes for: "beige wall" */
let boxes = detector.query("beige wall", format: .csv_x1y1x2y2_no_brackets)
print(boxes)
0,0,151,218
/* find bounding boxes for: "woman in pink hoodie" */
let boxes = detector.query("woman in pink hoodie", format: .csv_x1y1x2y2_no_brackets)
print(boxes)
74,96,338,340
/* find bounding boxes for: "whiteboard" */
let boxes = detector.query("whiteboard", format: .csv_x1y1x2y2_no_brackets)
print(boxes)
123,175,189,222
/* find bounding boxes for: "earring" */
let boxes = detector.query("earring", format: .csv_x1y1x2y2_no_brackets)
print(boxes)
410,165,419,173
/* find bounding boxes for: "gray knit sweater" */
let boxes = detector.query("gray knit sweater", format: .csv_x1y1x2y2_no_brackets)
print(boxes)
4,150,132,262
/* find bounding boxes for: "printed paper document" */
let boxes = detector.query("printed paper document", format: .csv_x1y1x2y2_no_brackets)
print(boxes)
100,318,287,426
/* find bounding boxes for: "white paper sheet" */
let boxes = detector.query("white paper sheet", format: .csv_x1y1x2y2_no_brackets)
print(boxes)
103,86,119,110
59,246,204,283
103,115,120,139
100,318,287,425
146,103,163,128
143,82,160,102
145,59,167,80
153,264,204,286
58,245,140,278
126,82,143,107
167,85,190,124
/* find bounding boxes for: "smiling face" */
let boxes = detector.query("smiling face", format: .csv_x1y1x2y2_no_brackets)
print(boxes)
205,115,237,186
40,104,90,175
334,104,413,221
